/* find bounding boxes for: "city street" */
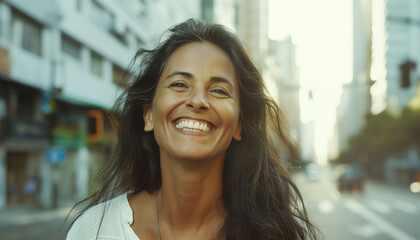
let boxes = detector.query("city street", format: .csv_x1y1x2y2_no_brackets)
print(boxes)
0,207,70,240
1,170,419,240
295,169,420,240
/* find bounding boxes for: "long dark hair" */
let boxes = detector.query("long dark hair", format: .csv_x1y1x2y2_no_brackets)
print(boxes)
68,19,317,240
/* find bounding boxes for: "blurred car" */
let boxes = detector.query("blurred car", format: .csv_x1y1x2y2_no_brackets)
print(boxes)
304,163,322,182
336,164,365,192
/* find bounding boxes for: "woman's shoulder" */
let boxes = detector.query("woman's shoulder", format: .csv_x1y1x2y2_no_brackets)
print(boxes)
66,193,138,240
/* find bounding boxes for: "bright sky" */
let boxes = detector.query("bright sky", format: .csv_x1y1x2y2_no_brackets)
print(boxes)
268,0,352,163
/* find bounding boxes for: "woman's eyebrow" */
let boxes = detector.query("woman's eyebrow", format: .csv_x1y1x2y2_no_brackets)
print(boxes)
210,76,234,89
166,71,193,79
166,71,234,88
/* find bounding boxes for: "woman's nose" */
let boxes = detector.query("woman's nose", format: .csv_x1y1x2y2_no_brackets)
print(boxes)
185,88,210,112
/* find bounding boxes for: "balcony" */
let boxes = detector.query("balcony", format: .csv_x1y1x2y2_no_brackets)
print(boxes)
0,117,50,151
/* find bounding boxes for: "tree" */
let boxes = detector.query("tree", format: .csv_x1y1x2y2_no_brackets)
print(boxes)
341,107,420,164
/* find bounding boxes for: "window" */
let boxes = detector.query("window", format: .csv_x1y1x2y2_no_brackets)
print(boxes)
112,33,127,45
91,51,103,77
17,90,35,119
21,20,42,56
7,88,36,119
113,64,125,87
400,60,416,89
111,29,127,46
61,34,82,59
90,0,113,30
13,12,42,56
56,102,80,127
109,15,128,46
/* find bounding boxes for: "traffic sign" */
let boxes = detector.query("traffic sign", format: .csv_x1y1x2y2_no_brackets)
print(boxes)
45,147,66,164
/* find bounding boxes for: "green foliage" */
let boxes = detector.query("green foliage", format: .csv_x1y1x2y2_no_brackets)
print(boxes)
342,107,420,163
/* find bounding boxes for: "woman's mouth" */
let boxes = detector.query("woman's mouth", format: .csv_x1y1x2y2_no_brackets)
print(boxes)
174,119,212,132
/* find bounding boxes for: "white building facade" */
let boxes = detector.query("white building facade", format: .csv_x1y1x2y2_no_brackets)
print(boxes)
0,0,199,209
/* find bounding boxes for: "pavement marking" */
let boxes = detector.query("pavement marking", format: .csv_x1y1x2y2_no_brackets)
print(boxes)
345,199,417,240
393,200,419,214
350,223,380,238
318,199,334,214
368,200,392,215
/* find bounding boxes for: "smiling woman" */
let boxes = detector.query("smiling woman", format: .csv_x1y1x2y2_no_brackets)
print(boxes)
66,19,317,240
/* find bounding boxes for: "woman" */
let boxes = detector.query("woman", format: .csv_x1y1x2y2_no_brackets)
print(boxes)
67,19,317,240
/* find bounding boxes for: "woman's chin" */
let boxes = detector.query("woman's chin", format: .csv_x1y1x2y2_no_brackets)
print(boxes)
169,149,224,163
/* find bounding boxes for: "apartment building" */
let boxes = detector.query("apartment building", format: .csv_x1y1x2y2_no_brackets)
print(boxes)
0,0,199,209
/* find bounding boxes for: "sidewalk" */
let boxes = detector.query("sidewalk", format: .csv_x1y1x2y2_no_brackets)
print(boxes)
0,204,72,228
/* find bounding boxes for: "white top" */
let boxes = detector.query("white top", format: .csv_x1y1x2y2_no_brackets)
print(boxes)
67,193,140,240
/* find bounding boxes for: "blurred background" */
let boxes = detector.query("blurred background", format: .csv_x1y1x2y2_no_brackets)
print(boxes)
0,0,419,239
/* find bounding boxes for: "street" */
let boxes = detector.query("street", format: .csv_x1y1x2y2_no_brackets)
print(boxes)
295,169,420,240
1,171,419,240
0,207,70,240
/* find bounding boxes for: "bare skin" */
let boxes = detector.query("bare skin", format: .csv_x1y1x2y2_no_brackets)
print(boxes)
129,160,225,240
129,42,241,239
129,155,226,239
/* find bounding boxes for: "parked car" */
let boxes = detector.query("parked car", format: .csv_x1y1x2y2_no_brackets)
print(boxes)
336,164,365,192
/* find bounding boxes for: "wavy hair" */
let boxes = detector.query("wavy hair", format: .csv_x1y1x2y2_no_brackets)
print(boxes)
68,19,317,240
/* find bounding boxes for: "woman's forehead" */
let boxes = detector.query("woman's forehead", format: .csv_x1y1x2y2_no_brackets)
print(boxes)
162,42,237,81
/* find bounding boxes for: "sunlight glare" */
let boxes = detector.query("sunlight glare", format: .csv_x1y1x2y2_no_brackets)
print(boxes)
269,0,353,163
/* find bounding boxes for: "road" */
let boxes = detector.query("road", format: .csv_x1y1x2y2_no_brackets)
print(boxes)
294,169,420,240
1,171,419,240
0,207,70,240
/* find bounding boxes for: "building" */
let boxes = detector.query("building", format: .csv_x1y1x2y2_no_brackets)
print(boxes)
267,37,304,161
201,0,236,31
143,0,200,41
0,0,199,209
236,0,268,71
371,0,420,115
335,0,372,155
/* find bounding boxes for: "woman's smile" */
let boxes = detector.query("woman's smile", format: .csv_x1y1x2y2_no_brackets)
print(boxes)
173,117,214,133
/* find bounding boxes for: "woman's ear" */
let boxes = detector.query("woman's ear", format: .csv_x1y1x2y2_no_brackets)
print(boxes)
143,105,154,132
233,121,242,141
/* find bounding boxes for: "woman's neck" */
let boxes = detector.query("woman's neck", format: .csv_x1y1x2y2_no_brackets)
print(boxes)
158,152,226,238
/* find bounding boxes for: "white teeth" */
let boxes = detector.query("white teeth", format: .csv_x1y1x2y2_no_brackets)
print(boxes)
175,120,211,132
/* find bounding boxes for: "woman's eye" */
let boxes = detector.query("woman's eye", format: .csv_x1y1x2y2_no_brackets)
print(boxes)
169,82,187,88
211,89,230,96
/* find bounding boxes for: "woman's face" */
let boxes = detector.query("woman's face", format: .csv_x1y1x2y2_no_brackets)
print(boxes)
143,42,242,162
